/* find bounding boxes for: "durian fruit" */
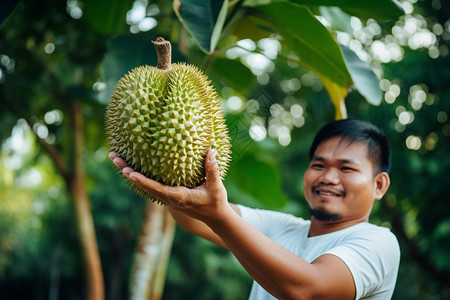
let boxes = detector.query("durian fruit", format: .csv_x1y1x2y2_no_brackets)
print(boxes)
105,37,231,202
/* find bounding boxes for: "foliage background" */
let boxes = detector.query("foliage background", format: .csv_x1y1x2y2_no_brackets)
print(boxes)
1,0,449,299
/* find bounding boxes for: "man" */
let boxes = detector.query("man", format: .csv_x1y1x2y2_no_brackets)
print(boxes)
109,119,400,299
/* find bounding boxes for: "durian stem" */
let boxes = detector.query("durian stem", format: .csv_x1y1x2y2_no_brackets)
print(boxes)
152,37,172,70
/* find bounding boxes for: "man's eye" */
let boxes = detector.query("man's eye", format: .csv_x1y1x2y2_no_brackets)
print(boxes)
311,164,324,169
341,166,354,171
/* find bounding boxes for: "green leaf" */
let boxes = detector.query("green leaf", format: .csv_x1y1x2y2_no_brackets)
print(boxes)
0,0,18,27
174,0,229,53
99,33,186,104
83,0,134,35
226,154,289,208
231,15,274,42
256,2,352,87
318,6,353,34
244,0,404,21
210,0,230,52
341,45,382,105
209,58,257,93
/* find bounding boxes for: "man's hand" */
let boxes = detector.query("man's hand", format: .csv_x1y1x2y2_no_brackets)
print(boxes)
108,149,232,226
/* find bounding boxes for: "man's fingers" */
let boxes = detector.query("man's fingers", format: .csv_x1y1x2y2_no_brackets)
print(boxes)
122,166,135,177
111,152,189,206
108,152,130,170
108,152,118,160
128,171,190,206
113,157,129,169
109,150,216,209
128,172,162,191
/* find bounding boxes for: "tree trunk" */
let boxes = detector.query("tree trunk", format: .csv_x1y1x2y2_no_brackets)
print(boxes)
68,101,105,300
5,94,106,299
129,202,176,300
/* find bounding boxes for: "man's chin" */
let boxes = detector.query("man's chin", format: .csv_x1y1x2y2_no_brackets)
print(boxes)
309,208,342,222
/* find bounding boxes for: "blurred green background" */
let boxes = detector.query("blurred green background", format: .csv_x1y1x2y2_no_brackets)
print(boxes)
1,0,449,299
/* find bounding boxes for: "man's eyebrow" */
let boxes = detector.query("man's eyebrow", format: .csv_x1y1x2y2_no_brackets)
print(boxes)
311,156,324,162
339,159,360,166
311,156,360,165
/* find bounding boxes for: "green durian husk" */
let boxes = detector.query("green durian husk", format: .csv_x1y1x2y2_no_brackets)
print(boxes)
105,62,231,204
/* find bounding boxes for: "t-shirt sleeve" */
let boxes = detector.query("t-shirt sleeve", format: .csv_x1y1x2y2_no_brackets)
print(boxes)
324,228,400,299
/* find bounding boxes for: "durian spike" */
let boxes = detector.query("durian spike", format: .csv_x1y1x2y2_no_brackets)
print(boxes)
152,37,172,70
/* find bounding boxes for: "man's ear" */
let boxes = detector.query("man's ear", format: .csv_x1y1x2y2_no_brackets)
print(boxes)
374,172,390,200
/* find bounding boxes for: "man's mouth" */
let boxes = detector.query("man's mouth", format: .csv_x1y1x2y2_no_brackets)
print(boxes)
312,185,345,197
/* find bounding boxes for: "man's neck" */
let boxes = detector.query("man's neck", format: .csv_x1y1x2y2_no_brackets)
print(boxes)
308,217,369,237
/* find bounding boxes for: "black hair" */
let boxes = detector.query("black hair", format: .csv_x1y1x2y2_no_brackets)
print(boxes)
309,119,391,174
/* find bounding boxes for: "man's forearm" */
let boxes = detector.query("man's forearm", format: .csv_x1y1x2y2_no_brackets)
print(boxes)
168,206,212,235
167,204,239,248
204,206,317,299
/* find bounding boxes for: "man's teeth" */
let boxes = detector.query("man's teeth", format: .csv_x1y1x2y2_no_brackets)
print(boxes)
318,191,339,196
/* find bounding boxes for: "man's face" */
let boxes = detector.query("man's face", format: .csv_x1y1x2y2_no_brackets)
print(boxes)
303,136,388,223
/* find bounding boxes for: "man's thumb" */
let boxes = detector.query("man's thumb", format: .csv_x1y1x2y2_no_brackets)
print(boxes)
205,149,221,183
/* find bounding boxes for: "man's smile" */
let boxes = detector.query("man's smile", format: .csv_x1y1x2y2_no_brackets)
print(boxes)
312,185,346,198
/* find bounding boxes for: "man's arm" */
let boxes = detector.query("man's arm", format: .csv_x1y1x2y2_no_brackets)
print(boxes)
110,150,355,299
166,205,241,248
203,204,355,299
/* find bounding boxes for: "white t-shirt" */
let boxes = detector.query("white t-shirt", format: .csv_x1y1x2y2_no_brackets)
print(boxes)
238,205,400,300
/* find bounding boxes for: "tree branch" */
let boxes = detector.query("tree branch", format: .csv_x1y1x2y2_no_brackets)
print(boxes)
1,91,69,180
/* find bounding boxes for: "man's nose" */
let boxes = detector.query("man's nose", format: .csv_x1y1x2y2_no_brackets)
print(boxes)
320,168,340,185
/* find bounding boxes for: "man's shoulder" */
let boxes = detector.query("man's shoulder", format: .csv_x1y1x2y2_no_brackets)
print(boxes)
349,222,396,236
335,222,400,254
